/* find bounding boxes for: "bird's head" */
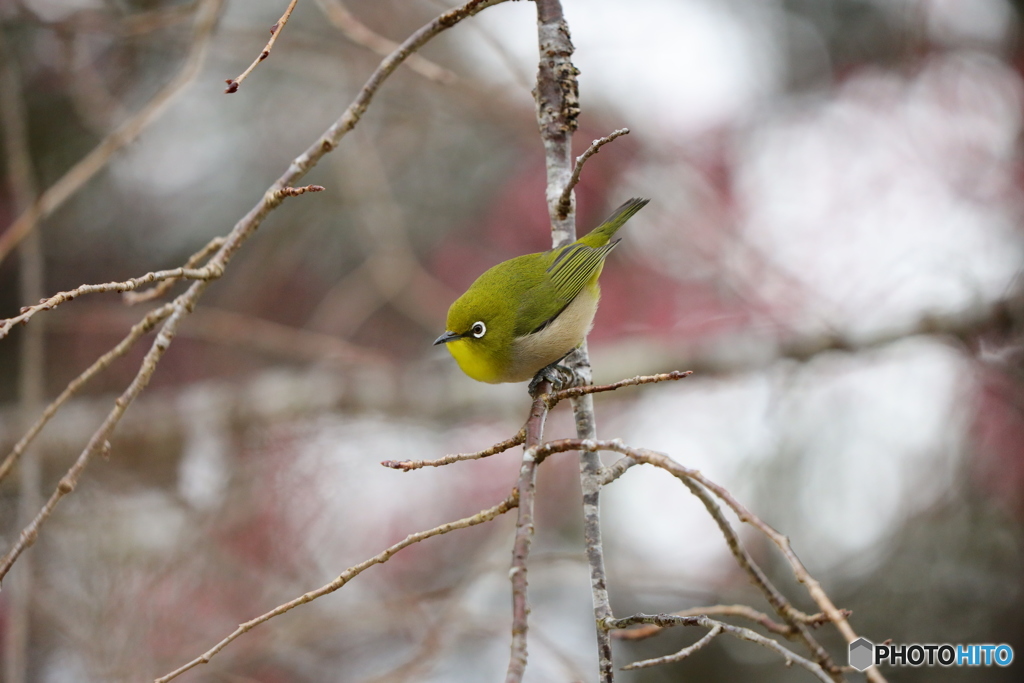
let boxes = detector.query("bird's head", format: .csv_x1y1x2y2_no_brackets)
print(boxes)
434,282,515,383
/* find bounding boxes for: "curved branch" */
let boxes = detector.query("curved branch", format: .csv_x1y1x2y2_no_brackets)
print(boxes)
556,128,629,219
0,303,174,485
154,492,519,682
606,614,831,681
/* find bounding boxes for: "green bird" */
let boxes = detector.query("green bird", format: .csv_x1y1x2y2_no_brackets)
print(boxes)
433,197,649,385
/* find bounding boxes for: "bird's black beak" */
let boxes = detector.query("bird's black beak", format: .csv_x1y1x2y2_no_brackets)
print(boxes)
433,330,461,346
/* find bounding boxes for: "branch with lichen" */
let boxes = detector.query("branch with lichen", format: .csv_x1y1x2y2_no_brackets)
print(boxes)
604,614,832,680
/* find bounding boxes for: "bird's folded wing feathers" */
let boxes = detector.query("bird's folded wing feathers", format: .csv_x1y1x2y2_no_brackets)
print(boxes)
546,240,619,301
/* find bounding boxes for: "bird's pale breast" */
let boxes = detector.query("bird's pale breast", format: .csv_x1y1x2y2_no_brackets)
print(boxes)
504,282,600,383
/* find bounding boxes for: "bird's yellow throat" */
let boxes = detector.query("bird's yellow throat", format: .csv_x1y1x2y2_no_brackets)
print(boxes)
446,337,503,383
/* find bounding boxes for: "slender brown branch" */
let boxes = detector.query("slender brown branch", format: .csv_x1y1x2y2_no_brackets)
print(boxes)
154,492,519,683
380,370,692,473
274,184,325,198
382,371,690,471
383,428,526,470
225,0,299,93
0,263,221,339
534,438,883,682
0,0,511,584
505,383,550,683
0,290,207,586
0,0,225,267
314,0,457,83
605,614,831,681
544,370,692,408
0,304,174,485
625,623,722,669
556,128,629,219
612,604,845,641
123,237,226,305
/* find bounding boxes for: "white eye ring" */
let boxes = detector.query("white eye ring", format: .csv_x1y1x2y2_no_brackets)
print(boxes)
471,321,486,338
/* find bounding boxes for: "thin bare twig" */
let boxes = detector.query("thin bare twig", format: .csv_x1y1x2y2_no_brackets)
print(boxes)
381,372,692,472
556,128,629,219
626,623,723,669
0,264,221,340
383,428,526,470
505,383,550,683
123,237,226,305
534,439,881,682
314,0,457,83
0,295,200,585
0,304,175,485
605,614,831,681
0,0,225,267
613,604,845,641
154,492,519,683
225,0,299,93
274,184,325,198
0,0,513,585
544,370,692,407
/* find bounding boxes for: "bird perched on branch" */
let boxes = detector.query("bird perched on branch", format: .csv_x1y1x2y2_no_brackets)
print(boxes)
434,198,649,392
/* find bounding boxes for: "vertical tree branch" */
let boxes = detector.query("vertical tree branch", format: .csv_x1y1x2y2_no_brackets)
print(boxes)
505,383,550,683
0,26,44,683
533,1,614,680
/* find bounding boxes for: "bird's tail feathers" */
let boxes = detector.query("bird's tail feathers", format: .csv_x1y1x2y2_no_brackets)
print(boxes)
578,197,650,247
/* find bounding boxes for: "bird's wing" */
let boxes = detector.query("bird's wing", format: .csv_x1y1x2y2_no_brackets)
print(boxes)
510,239,617,337
546,239,619,301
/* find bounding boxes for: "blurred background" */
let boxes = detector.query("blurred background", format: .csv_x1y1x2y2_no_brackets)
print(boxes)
1,0,1023,681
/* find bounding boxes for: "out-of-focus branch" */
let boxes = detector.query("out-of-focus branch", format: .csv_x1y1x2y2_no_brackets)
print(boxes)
0,0,513,585
182,306,386,366
225,0,299,93
0,293,202,585
315,0,457,83
308,132,454,337
0,304,175,485
0,23,44,683
605,614,831,681
41,0,202,37
505,383,550,683
0,0,225,267
154,491,519,683
557,128,629,219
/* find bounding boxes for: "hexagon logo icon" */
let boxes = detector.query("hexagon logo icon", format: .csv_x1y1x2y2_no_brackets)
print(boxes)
849,637,874,671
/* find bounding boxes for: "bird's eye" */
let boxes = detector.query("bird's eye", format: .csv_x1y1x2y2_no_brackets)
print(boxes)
471,321,486,338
